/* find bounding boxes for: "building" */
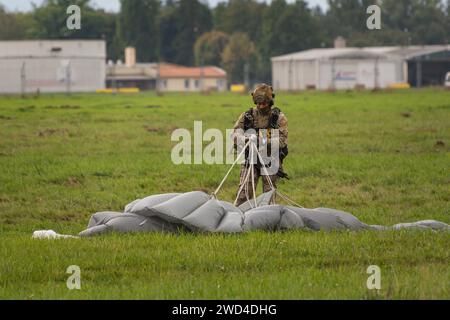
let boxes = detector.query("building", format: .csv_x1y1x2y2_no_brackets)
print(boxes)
272,44,450,91
158,63,227,92
106,47,227,92
105,47,157,90
106,62,158,91
0,40,106,94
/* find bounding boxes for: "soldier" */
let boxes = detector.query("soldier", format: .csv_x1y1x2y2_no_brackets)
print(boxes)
233,84,288,206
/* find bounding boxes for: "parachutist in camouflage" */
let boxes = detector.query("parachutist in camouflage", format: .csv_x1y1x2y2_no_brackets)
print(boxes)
232,84,289,206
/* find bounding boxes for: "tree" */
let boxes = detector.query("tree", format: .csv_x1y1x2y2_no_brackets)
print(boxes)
378,0,448,45
447,0,450,43
118,0,160,62
257,0,323,81
221,32,260,84
159,2,179,62
324,0,373,40
214,0,266,44
263,1,322,57
30,0,90,38
194,31,229,66
28,0,119,59
323,0,449,47
159,0,212,65
407,0,447,44
173,0,213,66
0,6,34,40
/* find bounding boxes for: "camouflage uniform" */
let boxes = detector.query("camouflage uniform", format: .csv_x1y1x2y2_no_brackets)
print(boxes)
233,84,288,206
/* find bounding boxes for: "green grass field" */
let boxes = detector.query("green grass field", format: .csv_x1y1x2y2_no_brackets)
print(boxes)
0,89,449,299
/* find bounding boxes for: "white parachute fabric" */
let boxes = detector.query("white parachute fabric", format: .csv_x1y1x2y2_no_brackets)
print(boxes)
78,191,450,237
33,230,78,239
392,220,450,231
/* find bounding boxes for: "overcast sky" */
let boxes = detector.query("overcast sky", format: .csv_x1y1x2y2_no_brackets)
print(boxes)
0,0,328,12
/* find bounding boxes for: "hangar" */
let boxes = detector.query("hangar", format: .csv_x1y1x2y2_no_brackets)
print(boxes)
271,44,450,90
0,40,106,94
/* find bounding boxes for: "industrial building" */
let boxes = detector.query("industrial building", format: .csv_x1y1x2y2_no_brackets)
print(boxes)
272,42,450,91
106,47,228,92
0,40,106,94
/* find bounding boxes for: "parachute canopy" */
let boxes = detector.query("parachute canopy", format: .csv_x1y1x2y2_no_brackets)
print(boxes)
78,191,449,237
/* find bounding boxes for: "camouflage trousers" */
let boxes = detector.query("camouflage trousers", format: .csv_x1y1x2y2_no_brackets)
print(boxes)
235,164,278,207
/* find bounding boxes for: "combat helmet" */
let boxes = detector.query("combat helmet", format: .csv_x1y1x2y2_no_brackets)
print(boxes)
251,84,275,106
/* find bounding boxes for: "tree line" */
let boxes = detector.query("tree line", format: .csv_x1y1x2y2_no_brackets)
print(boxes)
1,0,449,83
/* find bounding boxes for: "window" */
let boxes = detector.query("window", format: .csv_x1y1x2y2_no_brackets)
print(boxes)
184,79,190,89
194,79,200,89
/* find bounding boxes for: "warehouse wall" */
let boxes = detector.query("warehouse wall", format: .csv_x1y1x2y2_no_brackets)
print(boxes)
273,57,404,91
160,78,227,92
0,40,106,94
318,59,398,90
272,61,288,91
0,58,105,93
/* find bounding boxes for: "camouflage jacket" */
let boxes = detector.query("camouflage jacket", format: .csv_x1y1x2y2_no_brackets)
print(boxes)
233,107,288,148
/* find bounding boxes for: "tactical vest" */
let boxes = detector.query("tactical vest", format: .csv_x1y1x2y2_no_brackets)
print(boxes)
243,107,281,132
243,107,289,163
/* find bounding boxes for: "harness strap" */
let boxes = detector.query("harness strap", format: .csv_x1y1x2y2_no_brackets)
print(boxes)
243,108,254,132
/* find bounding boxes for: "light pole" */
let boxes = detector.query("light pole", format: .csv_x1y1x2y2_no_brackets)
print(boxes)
374,57,380,90
20,62,26,98
200,49,205,93
66,60,72,96
244,62,250,90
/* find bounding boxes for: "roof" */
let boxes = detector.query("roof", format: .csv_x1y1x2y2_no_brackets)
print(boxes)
107,63,227,80
271,45,450,62
0,40,106,59
107,63,157,79
360,45,450,59
159,63,227,79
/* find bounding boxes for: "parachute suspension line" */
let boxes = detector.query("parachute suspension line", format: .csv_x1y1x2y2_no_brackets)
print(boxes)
213,138,304,209
243,166,251,207
250,142,257,208
255,148,276,192
212,140,251,198
253,144,304,208
276,190,305,209
234,158,253,206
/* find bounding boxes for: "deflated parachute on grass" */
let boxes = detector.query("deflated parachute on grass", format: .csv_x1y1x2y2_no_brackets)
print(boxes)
78,191,449,237
77,140,448,237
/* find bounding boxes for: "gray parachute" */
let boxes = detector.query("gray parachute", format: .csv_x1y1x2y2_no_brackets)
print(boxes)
79,141,448,237
79,191,449,237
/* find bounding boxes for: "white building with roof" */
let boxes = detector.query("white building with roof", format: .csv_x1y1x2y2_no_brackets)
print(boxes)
272,44,450,90
0,40,106,94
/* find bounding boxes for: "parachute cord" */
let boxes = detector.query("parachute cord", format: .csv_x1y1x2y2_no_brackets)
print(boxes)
250,142,257,208
212,140,251,198
234,159,253,206
254,145,304,208
255,147,276,192
276,191,305,208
